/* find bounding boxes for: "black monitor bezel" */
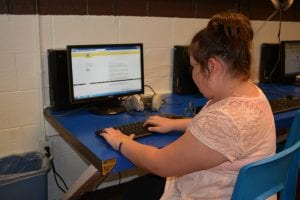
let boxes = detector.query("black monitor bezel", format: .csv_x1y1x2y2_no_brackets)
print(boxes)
280,40,300,82
66,43,145,105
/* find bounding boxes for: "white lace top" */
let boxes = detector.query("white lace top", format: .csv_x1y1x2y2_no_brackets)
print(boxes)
160,87,276,200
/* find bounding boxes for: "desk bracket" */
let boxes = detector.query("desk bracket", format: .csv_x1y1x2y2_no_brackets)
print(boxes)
63,159,116,200
102,158,117,175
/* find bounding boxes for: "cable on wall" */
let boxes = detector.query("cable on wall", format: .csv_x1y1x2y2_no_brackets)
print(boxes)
236,0,242,12
269,9,282,83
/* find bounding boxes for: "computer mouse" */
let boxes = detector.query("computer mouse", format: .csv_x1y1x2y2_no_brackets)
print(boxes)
285,95,299,100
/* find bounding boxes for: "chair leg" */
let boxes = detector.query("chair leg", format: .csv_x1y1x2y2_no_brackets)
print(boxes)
297,172,300,200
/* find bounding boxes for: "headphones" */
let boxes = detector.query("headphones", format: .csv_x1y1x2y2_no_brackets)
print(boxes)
124,93,163,111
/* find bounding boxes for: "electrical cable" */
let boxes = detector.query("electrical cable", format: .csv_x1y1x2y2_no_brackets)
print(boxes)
254,9,279,34
44,146,69,193
50,159,69,193
253,2,283,83
144,84,168,105
144,84,157,94
118,172,122,185
269,8,282,83
235,0,242,13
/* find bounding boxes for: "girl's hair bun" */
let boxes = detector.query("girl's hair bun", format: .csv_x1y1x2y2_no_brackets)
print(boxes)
208,12,253,45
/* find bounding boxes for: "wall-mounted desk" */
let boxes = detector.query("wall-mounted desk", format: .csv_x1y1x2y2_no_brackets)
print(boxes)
44,83,300,200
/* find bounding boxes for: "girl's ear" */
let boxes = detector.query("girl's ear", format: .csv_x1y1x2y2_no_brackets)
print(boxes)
207,57,225,79
207,58,217,73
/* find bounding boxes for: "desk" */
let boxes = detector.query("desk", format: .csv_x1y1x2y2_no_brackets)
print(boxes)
44,84,300,199
259,83,300,129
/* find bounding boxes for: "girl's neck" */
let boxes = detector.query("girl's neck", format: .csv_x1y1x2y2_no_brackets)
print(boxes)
210,79,257,104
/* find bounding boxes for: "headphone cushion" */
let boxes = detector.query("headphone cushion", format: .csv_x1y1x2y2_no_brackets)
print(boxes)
151,94,162,111
125,94,162,111
132,95,144,111
124,95,144,111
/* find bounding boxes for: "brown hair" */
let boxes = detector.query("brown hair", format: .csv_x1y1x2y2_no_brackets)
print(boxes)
189,12,253,80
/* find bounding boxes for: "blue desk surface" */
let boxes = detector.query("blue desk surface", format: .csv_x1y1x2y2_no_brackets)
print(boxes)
44,84,300,174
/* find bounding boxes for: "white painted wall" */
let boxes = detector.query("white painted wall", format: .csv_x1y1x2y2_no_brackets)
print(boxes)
0,14,300,200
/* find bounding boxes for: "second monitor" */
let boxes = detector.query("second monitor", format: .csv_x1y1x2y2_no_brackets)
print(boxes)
259,41,300,85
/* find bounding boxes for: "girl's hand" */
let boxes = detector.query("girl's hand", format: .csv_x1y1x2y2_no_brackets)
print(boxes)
101,128,135,151
143,115,176,133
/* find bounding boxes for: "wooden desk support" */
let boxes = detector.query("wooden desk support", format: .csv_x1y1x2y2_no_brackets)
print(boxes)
44,108,117,200
63,160,116,200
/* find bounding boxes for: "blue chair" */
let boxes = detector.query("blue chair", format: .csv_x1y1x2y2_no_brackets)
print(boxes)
283,110,300,149
281,110,300,200
231,140,300,200
277,110,300,153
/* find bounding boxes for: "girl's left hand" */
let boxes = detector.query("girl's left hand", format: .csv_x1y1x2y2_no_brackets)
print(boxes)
101,128,135,151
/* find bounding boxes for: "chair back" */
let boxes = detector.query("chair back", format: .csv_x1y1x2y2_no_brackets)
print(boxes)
281,109,300,200
231,141,300,200
284,109,300,149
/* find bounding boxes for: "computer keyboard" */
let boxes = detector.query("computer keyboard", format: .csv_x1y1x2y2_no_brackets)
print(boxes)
95,113,186,138
95,121,151,138
269,97,300,114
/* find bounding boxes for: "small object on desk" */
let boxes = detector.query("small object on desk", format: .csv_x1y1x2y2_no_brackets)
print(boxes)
269,97,300,114
95,113,186,138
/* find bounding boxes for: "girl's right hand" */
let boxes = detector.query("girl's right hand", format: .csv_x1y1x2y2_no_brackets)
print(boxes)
143,115,176,133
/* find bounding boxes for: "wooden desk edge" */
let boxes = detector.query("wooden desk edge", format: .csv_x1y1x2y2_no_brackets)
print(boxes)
44,107,118,199
44,107,117,174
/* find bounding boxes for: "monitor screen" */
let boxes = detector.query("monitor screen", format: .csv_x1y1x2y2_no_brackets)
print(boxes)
281,40,300,84
66,43,144,114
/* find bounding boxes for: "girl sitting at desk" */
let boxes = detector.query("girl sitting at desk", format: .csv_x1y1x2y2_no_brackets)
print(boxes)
101,11,276,200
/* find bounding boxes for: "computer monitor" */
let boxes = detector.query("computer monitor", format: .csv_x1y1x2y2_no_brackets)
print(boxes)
259,43,280,83
173,45,200,94
66,43,144,114
280,40,300,84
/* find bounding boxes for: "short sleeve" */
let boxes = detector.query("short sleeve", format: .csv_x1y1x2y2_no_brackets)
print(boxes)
187,110,243,162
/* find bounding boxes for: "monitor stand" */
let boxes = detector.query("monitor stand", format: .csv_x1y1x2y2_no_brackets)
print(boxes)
88,100,126,115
